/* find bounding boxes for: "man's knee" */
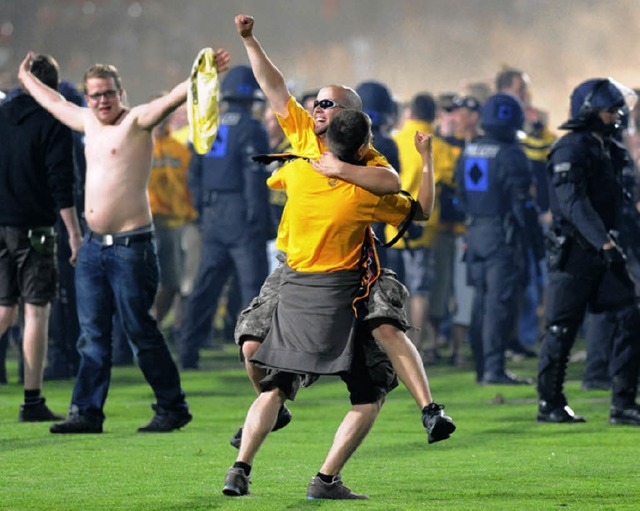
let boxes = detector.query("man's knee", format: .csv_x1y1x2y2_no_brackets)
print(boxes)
242,338,261,361
371,322,401,345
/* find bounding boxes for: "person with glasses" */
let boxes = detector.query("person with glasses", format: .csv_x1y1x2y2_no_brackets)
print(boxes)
17,48,230,434
222,14,454,501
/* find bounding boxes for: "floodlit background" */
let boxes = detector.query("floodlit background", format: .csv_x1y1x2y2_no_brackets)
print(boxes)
1,0,639,130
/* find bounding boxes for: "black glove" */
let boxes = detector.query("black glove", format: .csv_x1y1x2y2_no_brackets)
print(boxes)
601,245,630,283
601,245,626,267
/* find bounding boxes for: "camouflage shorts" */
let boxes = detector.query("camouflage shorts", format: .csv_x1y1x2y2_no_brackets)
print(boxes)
234,262,283,344
235,265,410,345
363,268,410,331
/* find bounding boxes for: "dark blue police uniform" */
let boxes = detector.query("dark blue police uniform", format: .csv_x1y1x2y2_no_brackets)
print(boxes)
456,93,534,385
537,78,640,425
178,66,270,369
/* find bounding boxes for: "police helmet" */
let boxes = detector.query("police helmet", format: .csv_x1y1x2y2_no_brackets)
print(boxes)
221,65,264,102
560,78,634,132
480,92,524,141
356,81,394,128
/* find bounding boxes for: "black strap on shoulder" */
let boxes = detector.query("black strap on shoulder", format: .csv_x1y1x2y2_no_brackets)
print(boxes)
382,190,419,248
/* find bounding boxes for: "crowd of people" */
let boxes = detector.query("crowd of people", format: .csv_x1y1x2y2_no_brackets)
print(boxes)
1,10,640,500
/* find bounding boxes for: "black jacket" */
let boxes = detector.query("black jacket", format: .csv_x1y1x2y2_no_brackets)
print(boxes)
0,93,74,227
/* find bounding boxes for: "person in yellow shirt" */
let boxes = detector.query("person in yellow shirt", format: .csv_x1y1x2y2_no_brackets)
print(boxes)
388,93,461,362
148,109,196,325
223,14,454,501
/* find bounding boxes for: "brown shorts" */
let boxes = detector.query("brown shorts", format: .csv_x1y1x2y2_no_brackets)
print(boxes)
0,226,58,306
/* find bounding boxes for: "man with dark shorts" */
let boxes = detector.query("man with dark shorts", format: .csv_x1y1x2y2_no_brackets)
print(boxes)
0,54,82,421
223,15,455,500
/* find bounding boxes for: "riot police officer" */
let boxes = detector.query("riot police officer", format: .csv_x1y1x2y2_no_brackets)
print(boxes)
537,78,640,425
455,93,536,385
178,65,270,369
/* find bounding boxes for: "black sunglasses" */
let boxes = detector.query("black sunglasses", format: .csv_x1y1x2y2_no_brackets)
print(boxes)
313,99,348,110
87,89,118,101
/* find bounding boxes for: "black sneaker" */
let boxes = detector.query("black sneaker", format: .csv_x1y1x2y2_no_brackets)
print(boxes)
481,370,533,386
306,475,368,500
50,413,103,433
230,404,292,449
222,467,250,496
137,404,192,433
422,402,456,444
19,398,65,422
537,402,586,423
609,404,640,426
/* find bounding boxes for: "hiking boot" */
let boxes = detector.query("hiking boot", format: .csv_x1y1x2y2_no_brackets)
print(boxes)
137,404,192,433
50,413,103,434
230,404,292,449
19,398,65,422
306,475,368,500
537,401,586,423
422,402,456,444
481,370,533,386
609,404,640,426
222,467,250,496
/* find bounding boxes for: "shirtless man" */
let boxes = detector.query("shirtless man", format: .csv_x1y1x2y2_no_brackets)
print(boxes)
18,49,230,433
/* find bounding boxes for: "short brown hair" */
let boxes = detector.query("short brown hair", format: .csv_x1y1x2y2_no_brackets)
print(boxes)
83,64,122,93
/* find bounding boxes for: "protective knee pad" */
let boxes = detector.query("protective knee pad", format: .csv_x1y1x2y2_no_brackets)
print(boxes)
544,322,577,360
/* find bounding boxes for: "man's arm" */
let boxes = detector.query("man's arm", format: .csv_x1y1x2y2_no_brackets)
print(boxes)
413,131,435,221
59,206,82,266
136,49,230,131
18,52,85,132
235,15,291,117
309,151,400,195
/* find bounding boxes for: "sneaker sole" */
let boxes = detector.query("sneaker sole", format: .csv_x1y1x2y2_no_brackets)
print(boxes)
428,419,456,444
222,485,246,496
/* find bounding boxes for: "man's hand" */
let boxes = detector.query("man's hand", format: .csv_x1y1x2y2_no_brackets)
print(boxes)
18,51,35,86
214,48,231,73
68,233,82,267
414,131,433,158
309,151,343,177
235,14,254,38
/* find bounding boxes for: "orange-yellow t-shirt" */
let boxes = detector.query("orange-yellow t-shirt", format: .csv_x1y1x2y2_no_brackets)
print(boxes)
268,96,411,272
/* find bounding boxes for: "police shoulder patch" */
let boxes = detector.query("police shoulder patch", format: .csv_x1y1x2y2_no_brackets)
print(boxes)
553,162,571,173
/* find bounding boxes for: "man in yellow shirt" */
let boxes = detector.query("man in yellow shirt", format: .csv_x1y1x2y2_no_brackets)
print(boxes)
223,14,454,501
148,110,196,325
388,94,461,361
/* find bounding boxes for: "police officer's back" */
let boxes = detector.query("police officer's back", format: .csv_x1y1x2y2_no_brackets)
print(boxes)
179,65,270,369
537,78,640,426
455,93,534,385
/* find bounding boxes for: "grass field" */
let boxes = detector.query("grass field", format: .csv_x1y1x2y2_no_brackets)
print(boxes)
1,344,638,511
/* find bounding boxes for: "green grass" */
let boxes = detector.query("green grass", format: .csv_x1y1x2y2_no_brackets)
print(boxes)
1,345,638,510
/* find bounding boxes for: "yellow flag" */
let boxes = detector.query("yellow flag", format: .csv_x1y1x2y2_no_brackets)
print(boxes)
188,48,219,155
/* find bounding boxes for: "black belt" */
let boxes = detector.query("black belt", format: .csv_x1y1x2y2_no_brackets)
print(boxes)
88,230,153,247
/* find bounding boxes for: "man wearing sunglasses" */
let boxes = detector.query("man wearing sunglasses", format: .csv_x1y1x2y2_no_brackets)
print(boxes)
18,48,230,434
222,14,455,501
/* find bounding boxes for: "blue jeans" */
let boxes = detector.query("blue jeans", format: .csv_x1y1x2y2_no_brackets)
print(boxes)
71,234,187,422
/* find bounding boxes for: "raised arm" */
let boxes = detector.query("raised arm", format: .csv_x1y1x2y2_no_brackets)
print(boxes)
136,49,230,131
413,131,435,221
235,14,291,117
18,52,85,132
309,151,400,195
